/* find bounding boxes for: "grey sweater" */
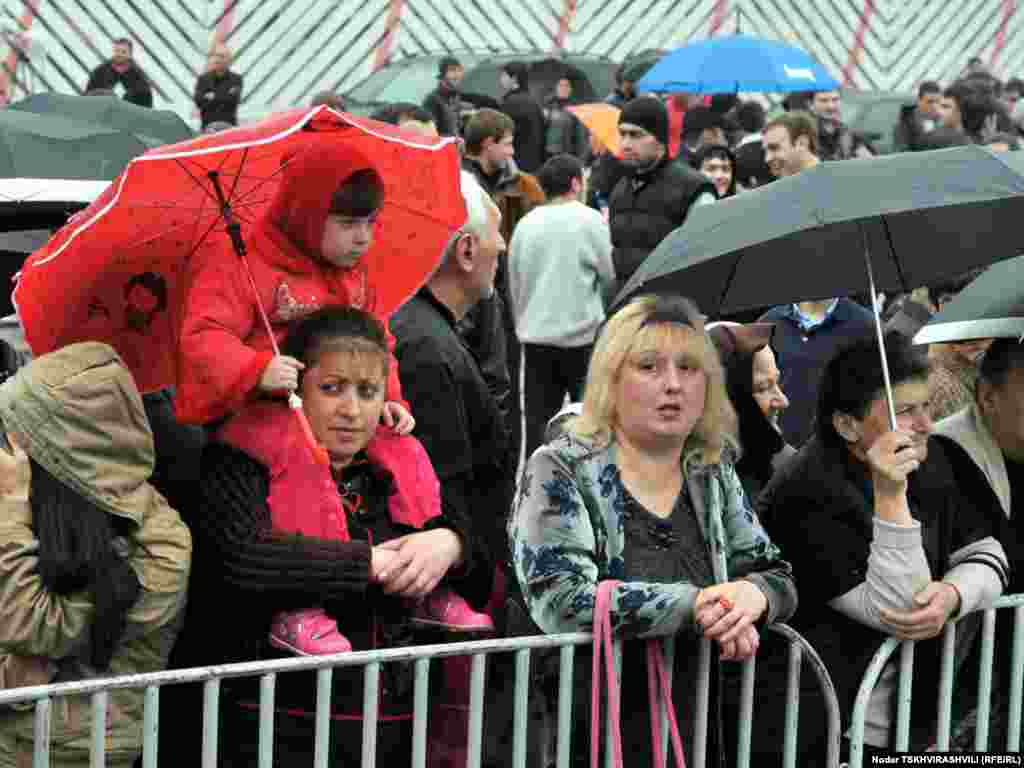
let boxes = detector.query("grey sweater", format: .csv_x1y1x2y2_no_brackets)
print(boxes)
830,518,1006,747
507,200,615,347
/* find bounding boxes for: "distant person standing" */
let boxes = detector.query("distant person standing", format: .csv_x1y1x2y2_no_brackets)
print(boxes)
86,38,153,108
500,62,546,173
508,154,615,459
194,43,243,129
423,56,464,137
609,97,716,287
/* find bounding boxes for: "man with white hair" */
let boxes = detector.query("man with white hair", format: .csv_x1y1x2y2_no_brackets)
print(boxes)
193,43,243,128
391,171,510,580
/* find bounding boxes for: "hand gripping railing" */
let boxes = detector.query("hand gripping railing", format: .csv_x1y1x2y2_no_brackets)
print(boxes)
847,593,1024,767
0,623,840,768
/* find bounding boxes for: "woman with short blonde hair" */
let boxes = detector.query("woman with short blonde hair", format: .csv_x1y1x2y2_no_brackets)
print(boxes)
510,293,797,767
570,293,737,464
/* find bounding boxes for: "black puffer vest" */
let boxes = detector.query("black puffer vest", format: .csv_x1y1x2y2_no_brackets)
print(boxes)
609,157,714,286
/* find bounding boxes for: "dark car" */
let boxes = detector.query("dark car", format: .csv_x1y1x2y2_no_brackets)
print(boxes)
840,88,915,155
344,50,618,116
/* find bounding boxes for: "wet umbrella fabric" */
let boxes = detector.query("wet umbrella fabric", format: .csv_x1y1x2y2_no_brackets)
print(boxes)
14,107,467,395
568,103,620,155
0,110,153,181
914,255,1024,345
9,93,194,146
637,34,839,94
617,146,1024,317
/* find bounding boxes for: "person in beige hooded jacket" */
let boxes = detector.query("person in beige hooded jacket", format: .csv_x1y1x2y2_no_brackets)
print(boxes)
0,342,192,768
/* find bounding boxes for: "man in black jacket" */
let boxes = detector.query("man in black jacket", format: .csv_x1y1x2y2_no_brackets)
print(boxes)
85,38,152,108
391,171,509,584
500,62,546,173
422,56,464,137
193,43,243,129
893,81,941,152
609,97,716,288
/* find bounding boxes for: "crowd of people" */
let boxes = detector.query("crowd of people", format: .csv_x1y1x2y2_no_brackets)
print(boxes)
0,36,1021,768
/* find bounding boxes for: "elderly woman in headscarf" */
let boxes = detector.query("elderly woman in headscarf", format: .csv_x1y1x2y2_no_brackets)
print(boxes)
707,322,794,500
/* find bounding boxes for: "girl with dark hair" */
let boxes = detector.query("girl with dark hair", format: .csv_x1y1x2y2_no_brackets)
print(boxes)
707,321,793,500
213,306,492,655
194,306,490,765
0,342,191,768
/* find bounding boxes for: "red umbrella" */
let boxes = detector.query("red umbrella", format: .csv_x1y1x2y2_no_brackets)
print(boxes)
14,106,465,395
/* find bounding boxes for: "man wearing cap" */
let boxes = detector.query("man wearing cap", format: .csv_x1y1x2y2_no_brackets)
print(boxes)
423,56,464,137
609,96,717,288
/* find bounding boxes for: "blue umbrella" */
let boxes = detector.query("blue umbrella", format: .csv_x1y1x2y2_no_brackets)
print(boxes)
637,35,839,94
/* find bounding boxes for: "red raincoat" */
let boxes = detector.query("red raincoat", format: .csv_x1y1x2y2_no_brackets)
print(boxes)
176,142,406,425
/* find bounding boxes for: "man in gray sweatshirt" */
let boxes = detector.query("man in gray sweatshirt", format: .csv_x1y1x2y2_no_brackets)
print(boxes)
507,154,615,461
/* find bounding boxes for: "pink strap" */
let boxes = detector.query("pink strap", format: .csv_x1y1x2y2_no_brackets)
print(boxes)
591,581,686,768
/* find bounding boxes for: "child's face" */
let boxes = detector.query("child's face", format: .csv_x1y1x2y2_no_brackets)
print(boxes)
320,212,378,269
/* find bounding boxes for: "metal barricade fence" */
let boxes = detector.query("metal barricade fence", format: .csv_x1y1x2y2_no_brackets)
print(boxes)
0,624,840,768
848,593,1024,767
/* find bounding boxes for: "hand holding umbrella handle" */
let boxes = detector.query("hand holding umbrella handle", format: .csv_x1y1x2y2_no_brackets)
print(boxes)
209,170,326,465
288,392,330,466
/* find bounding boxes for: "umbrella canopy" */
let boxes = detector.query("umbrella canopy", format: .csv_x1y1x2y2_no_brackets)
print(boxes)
14,107,466,395
637,34,839,94
621,49,666,85
9,93,194,146
914,256,1024,345
617,146,1024,317
460,55,616,104
0,110,153,181
568,103,620,155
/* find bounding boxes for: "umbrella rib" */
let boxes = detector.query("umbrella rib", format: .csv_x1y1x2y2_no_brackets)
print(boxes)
226,148,250,205
174,158,223,210
880,216,909,293
714,254,743,317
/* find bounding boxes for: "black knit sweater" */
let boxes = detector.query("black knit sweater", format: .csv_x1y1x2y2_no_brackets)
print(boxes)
182,441,490,670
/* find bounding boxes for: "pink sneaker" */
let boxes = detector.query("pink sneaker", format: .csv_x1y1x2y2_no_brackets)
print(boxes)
269,608,352,656
411,588,495,632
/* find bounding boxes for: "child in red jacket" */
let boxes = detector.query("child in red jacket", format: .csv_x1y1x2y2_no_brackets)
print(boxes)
179,142,491,654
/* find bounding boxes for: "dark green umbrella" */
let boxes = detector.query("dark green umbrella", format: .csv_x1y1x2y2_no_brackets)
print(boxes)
914,255,1024,345
617,145,1024,424
9,93,194,146
0,110,153,180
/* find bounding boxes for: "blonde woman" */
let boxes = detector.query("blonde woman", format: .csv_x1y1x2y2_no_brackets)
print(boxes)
509,293,796,767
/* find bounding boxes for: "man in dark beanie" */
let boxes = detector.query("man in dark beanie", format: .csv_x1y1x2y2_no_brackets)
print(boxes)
500,61,546,172
609,96,716,287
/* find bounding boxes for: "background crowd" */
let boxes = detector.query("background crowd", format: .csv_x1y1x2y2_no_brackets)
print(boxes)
0,34,1020,768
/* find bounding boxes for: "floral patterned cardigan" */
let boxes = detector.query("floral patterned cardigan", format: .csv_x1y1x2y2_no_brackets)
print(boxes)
510,432,798,638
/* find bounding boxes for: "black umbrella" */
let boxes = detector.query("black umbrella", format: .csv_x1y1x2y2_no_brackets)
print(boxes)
616,145,1024,425
9,93,194,146
914,255,1024,345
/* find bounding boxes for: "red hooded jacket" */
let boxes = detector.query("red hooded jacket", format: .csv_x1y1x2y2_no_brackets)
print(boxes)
176,142,406,425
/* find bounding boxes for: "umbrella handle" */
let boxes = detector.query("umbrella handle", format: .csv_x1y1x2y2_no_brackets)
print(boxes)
209,171,325,464
289,393,330,466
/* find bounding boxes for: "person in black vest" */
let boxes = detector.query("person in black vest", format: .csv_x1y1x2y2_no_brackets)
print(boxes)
193,43,243,129
85,38,152,108
608,97,716,288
